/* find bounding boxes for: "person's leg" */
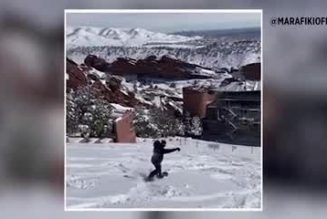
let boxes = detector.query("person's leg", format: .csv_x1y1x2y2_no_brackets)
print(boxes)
148,163,160,179
156,164,164,178
148,169,157,179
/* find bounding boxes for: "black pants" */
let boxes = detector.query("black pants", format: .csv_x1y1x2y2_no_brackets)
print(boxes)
148,163,162,179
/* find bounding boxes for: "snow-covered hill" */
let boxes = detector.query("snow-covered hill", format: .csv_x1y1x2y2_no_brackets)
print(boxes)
66,26,260,69
66,137,261,209
67,26,201,48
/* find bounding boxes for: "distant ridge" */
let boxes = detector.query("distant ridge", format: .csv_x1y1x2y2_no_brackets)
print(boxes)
66,26,201,48
173,27,260,39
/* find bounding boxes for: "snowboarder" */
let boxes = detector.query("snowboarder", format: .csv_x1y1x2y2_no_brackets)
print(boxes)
147,140,180,181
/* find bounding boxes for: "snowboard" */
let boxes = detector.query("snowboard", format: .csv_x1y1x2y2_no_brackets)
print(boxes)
144,171,169,182
160,171,169,177
124,172,169,182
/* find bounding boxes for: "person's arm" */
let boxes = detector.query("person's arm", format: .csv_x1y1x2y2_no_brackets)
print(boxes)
163,147,180,154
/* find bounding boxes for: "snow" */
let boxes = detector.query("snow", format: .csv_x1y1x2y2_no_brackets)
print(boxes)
144,44,205,49
67,26,201,48
66,137,261,209
195,68,217,77
153,96,161,108
89,68,106,79
110,103,132,112
114,73,259,115
66,27,260,70
168,101,183,114
110,103,133,120
67,37,260,70
134,93,153,105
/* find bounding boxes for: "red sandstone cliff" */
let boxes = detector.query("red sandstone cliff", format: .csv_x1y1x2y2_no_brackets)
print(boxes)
66,58,141,107
83,55,214,80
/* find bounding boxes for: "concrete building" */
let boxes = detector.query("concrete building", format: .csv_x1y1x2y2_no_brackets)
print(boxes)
231,62,261,82
202,90,261,146
183,87,261,146
241,62,261,81
182,86,216,118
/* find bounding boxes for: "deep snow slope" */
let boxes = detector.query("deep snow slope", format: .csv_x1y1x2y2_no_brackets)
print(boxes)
66,137,261,209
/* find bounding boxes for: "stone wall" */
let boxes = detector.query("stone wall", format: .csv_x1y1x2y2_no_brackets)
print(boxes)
114,110,136,143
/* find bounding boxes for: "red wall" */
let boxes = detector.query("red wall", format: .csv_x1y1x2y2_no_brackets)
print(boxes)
114,110,136,143
183,87,216,118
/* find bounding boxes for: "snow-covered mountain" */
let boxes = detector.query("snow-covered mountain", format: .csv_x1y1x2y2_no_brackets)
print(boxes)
67,26,260,71
68,43,259,70
67,28,260,69
66,26,201,48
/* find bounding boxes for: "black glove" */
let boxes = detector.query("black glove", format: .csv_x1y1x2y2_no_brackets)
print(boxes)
176,147,181,152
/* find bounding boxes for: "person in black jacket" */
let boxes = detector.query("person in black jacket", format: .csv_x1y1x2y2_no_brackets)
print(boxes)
147,140,180,180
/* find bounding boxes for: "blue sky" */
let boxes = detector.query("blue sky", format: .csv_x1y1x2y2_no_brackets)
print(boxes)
67,12,261,33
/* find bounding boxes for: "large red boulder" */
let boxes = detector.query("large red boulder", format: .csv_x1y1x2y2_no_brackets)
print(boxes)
84,55,111,72
107,55,211,80
66,58,88,91
81,54,213,80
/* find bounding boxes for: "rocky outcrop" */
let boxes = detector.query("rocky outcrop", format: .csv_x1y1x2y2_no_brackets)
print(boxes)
67,37,261,70
66,58,88,91
84,55,111,72
66,58,141,107
105,75,122,92
220,77,240,87
83,55,214,80
91,80,140,107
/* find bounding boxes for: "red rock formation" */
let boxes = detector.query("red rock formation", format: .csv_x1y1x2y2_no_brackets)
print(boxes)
66,58,141,107
83,55,214,80
66,58,88,91
105,75,122,91
84,55,110,72
241,63,261,81
91,79,140,108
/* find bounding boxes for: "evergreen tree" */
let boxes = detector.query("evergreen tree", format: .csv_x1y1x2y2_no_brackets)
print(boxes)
191,116,203,136
183,112,203,137
183,111,193,135
66,86,113,138
134,107,183,138
66,92,79,135
133,107,158,138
